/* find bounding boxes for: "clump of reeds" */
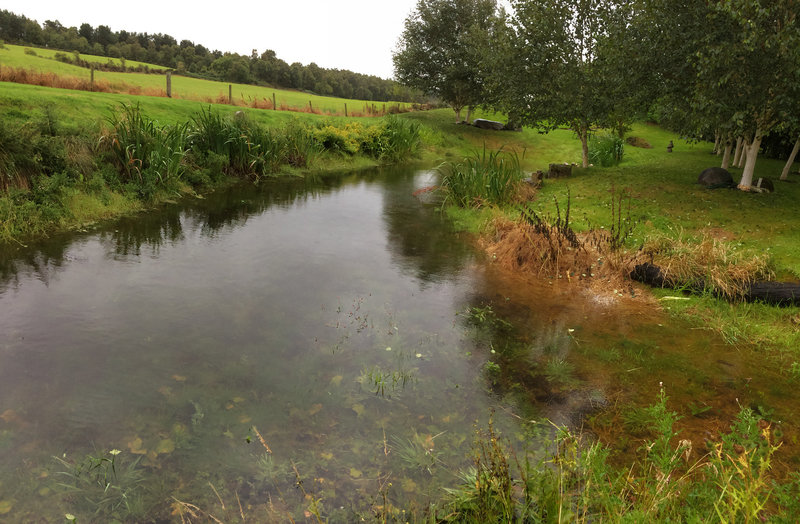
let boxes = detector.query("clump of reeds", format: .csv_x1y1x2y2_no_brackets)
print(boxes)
641,233,773,299
439,146,528,208
588,132,625,167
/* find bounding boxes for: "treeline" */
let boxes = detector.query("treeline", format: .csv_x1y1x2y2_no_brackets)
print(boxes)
0,9,419,102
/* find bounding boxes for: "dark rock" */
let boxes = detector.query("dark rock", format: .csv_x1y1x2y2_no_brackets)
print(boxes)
548,163,572,178
698,167,734,188
755,177,774,192
473,118,505,131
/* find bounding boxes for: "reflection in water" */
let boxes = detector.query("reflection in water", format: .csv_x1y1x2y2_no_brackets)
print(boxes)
0,166,794,521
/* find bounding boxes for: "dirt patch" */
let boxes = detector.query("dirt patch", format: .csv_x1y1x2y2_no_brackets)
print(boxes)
625,136,652,148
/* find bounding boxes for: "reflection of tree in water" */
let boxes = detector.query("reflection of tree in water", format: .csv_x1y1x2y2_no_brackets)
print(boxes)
0,236,72,291
379,165,473,283
106,210,185,257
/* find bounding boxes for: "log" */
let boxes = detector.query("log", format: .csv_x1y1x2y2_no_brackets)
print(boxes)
630,262,800,306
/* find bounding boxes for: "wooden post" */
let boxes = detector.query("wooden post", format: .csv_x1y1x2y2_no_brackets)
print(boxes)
383,103,386,114
90,66,94,91
166,71,172,98
228,84,232,104
309,101,313,113
344,103,347,117
272,92,276,110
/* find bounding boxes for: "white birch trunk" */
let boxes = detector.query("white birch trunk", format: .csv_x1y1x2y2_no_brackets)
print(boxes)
454,106,462,123
780,137,800,180
732,136,743,166
713,132,721,155
721,141,733,169
738,131,763,190
737,137,751,168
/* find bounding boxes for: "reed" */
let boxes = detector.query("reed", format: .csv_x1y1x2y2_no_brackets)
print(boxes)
439,146,526,207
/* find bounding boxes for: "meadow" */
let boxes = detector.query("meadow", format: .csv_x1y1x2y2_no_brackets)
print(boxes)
0,43,409,115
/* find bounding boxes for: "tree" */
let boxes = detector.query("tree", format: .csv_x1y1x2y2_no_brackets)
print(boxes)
498,0,628,167
393,0,498,123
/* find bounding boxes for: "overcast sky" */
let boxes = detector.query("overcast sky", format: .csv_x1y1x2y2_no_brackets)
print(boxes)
3,0,422,79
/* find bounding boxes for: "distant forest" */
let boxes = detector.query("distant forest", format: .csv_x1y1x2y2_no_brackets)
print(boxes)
0,10,421,103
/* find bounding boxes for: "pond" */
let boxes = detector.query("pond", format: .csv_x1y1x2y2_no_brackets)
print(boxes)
0,166,794,521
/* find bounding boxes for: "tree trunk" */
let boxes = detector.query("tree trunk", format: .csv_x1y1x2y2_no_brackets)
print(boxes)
464,106,473,125
579,125,589,168
453,106,462,123
780,137,800,180
738,130,763,190
737,137,751,168
732,136,743,166
720,140,733,169
713,131,721,155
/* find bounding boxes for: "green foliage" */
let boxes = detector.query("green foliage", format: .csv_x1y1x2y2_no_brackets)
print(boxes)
102,103,188,199
440,390,785,522
52,449,146,522
588,132,624,167
439,146,525,207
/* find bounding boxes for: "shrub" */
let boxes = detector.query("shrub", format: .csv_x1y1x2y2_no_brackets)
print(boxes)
23,47,37,56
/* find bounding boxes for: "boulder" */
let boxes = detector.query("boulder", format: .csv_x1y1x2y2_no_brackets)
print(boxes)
698,167,734,188
473,119,505,131
755,177,774,192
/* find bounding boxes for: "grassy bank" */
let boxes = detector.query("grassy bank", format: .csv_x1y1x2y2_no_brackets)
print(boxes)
0,81,421,245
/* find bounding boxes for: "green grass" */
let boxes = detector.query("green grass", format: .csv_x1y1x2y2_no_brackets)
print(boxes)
0,43,410,115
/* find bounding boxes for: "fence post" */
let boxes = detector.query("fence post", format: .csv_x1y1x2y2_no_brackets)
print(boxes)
166,71,172,98
229,84,232,104
309,101,313,113
272,92,276,110
90,66,94,91
344,103,347,117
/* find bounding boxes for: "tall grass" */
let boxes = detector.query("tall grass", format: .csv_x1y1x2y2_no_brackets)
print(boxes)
439,146,527,207
101,103,188,199
589,132,625,167
439,387,789,522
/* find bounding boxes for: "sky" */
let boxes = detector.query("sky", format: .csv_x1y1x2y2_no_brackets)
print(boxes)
3,0,423,79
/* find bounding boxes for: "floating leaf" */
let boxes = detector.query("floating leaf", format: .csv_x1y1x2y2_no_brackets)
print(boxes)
222,430,235,439
349,468,362,478
171,374,186,382
320,452,333,460
308,404,323,416
351,404,365,417
158,386,172,397
156,439,175,454
239,415,252,424
232,397,246,404
329,375,343,387
225,403,234,410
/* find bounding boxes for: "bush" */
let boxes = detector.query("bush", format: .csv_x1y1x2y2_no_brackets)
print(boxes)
588,133,624,167
23,47,37,56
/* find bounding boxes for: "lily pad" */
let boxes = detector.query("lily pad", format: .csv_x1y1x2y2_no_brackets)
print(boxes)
349,467,362,478
329,375,343,387
351,404,365,417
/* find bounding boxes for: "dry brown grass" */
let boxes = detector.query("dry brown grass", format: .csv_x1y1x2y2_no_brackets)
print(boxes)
484,217,639,289
641,233,773,298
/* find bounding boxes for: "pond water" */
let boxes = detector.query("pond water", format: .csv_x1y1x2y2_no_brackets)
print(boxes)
0,166,795,521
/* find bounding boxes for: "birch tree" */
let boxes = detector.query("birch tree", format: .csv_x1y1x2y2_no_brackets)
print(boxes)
393,0,498,123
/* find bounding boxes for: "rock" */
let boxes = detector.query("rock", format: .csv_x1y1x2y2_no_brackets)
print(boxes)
755,177,774,192
548,163,572,178
698,167,734,188
473,119,505,131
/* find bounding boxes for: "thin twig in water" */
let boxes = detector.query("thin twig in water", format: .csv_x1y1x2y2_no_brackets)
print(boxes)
208,481,225,510
252,425,273,454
